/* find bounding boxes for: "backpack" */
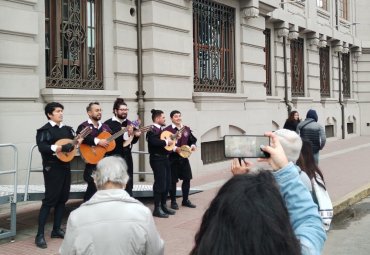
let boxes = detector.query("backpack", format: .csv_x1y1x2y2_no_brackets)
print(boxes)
311,176,333,231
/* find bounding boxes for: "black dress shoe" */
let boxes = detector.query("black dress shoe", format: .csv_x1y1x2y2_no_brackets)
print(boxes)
161,205,176,215
171,201,179,210
153,207,169,218
182,200,196,208
51,228,65,239
35,234,47,249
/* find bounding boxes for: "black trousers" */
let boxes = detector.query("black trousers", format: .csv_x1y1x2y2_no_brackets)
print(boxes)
37,162,71,235
169,157,192,202
83,163,97,202
150,155,171,207
122,152,134,196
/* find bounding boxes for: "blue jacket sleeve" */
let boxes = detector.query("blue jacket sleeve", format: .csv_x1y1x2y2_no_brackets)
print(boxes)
273,162,327,255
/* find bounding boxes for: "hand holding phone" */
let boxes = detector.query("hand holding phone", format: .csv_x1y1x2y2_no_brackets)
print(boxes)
224,135,270,158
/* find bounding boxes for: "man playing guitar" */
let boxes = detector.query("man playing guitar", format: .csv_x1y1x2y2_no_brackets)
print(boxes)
77,102,112,201
165,110,197,210
35,102,83,249
104,98,141,196
146,109,176,218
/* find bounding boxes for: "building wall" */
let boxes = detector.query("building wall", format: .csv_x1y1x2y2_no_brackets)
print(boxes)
0,0,368,185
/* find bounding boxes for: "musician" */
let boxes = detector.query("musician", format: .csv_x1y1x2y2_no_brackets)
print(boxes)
77,102,112,202
104,98,141,196
146,109,176,218
35,102,81,249
165,110,197,210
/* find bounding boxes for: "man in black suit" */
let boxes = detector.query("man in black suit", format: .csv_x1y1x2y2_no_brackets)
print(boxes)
35,102,81,249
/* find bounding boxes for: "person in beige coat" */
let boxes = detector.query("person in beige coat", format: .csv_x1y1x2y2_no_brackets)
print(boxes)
59,156,164,255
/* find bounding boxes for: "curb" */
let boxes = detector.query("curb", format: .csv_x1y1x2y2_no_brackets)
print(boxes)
333,182,370,216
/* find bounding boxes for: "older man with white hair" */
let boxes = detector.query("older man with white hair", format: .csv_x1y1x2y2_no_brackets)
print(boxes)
60,156,164,255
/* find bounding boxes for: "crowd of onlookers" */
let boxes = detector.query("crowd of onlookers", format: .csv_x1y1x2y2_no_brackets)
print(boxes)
58,109,329,255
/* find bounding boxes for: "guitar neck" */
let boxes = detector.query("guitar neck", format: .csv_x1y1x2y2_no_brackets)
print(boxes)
107,127,127,142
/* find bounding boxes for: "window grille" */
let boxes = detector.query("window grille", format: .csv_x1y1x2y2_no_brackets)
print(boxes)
201,140,226,164
338,0,349,20
342,53,350,98
264,29,272,96
193,0,236,93
45,0,103,89
290,38,305,97
319,46,330,97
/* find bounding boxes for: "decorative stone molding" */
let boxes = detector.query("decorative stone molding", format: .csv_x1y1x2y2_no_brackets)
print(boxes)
242,7,259,19
277,27,289,38
308,38,319,46
288,25,299,40
353,47,362,58
333,42,343,53
319,34,327,48
342,42,349,54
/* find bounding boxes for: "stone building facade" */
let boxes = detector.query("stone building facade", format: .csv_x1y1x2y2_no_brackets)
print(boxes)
0,0,369,184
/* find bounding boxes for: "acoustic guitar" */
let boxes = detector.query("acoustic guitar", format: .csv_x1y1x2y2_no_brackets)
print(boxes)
160,126,186,151
79,127,129,164
123,125,152,147
55,126,92,162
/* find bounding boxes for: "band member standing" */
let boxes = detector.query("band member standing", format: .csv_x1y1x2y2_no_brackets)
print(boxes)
165,110,197,210
35,102,82,249
146,109,176,218
77,102,112,201
104,98,141,196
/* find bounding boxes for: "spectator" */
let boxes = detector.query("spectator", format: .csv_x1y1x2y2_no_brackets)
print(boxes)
191,132,326,255
297,109,326,164
283,110,300,132
274,129,312,192
60,156,164,255
297,139,333,231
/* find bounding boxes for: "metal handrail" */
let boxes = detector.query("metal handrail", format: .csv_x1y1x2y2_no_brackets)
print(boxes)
0,144,18,203
24,144,42,201
0,143,18,240
25,146,153,199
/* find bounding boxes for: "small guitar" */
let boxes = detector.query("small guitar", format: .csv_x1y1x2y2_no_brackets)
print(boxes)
123,125,152,147
178,145,192,158
79,126,129,164
160,126,186,151
55,126,92,162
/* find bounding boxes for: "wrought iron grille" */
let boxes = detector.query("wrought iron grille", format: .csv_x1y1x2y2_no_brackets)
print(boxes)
264,29,272,96
201,140,226,164
342,53,350,98
319,46,330,97
193,0,236,93
290,38,305,97
45,0,103,89
339,0,349,20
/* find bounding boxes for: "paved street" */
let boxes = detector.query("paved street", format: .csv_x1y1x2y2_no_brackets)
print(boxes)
1,136,370,254
324,196,370,255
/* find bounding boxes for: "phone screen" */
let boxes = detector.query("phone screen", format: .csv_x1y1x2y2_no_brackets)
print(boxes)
224,135,270,158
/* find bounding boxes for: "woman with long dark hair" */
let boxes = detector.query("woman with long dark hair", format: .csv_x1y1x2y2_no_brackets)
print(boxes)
296,139,325,187
283,110,300,132
190,172,301,255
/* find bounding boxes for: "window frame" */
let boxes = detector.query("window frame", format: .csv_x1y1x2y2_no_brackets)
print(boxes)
45,0,103,89
290,38,305,97
319,46,330,98
193,0,236,93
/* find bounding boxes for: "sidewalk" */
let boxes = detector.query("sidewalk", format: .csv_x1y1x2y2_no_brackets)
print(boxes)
1,136,370,254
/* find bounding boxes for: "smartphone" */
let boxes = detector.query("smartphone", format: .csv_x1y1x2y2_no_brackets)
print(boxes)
224,135,270,158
